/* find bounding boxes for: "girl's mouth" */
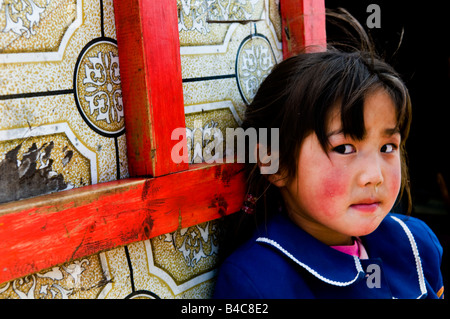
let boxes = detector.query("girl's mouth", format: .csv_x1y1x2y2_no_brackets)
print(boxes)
350,201,381,213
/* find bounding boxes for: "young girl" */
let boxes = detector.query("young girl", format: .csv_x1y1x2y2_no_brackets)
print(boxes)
213,11,444,299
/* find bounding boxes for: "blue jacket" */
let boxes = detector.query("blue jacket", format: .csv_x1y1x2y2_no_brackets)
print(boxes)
213,213,444,299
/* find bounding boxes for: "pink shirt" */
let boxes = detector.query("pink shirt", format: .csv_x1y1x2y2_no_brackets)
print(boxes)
331,237,368,259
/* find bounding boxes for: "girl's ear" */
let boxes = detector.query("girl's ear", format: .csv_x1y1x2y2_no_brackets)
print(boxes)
255,143,287,188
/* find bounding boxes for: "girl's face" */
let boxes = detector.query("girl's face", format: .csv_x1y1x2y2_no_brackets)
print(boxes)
276,89,402,245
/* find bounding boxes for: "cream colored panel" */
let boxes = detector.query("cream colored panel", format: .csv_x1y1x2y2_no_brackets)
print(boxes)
97,220,220,299
178,0,282,163
0,0,128,205
0,254,108,299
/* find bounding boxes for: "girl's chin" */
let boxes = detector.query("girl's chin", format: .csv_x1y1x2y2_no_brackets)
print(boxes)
344,221,383,238
343,210,388,236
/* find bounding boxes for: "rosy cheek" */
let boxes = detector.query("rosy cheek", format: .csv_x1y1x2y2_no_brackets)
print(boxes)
315,170,348,217
321,170,348,197
388,169,402,199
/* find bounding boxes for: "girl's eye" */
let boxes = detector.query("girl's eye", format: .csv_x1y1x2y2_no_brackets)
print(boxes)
332,144,356,154
381,144,397,153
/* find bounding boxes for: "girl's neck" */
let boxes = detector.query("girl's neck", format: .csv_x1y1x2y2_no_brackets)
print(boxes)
279,187,354,246
283,206,353,246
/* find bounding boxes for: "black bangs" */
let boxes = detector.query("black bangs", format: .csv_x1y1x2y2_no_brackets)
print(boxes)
313,53,379,151
337,57,373,142
312,52,411,152
340,95,366,140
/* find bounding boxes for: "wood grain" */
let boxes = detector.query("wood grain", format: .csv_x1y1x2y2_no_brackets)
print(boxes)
0,163,246,284
114,0,189,177
281,0,327,58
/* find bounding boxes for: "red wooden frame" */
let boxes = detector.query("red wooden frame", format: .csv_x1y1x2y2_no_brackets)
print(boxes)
0,0,326,285
114,0,188,177
281,0,326,58
0,163,246,283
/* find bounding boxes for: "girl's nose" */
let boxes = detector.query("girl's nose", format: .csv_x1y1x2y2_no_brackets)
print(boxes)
358,155,384,188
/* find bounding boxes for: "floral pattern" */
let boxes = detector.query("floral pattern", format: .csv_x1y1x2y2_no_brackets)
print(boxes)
1,0,46,38
83,51,123,125
236,35,276,104
0,258,110,299
161,221,220,267
178,0,261,34
74,39,125,136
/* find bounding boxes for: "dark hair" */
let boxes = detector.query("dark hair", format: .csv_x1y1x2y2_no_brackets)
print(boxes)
220,9,412,256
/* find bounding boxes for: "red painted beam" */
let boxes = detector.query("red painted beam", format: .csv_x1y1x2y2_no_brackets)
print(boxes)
281,0,327,58
114,0,189,177
0,163,246,284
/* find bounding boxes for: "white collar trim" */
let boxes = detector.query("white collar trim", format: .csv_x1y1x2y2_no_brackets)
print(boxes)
390,216,427,298
256,215,428,297
256,237,364,287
